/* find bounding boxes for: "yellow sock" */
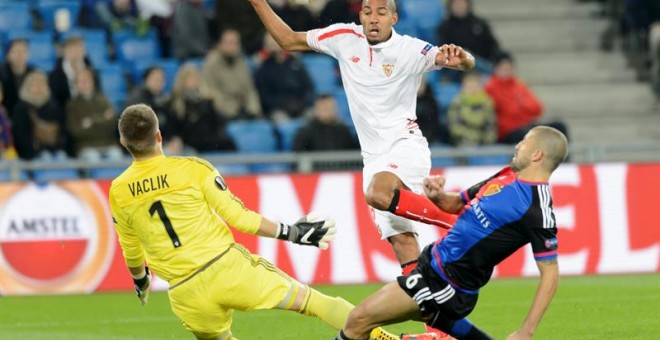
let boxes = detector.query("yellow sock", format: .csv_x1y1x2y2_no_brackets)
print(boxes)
370,327,400,340
300,287,355,330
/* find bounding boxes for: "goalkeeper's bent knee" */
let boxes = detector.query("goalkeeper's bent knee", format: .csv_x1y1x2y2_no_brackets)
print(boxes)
299,287,354,330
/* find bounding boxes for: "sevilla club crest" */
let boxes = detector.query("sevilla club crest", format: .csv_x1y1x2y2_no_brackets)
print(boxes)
382,64,394,77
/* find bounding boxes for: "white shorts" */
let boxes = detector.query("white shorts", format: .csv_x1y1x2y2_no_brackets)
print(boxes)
362,137,431,239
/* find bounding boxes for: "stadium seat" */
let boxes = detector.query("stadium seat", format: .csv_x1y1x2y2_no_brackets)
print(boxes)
36,0,82,31
30,59,54,72
400,0,443,44
114,30,160,65
0,3,32,33
431,82,461,113
7,30,56,64
301,54,338,95
131,58,179,91
275,118,305,151
332,88,353,127
32,168,80,183
61,29,109,66
394,19,419,38
97,63,127,110
226,120,278,153
88,167,126,179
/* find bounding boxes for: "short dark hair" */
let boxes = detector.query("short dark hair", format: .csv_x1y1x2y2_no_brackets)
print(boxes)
493,51,514,66
118,104,159,157
532,126,568,172
142,66,164,81
362,0,397,13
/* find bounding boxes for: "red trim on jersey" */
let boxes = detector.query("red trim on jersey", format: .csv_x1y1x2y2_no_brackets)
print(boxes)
534,250,557,258
318,28,364,42
369,47,373,66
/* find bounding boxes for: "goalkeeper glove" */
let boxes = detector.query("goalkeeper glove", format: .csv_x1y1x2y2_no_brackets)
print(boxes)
276,213,336,250
133,267,151,306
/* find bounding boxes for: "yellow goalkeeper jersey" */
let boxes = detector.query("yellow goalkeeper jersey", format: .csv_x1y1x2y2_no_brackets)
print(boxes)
109,155,262,285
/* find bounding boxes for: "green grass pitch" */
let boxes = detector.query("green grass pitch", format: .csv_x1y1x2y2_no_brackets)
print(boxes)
0,274,657,339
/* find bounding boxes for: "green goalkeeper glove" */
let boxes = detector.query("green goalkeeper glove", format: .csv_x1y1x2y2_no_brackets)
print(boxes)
276,213,336,250
133,267,151,307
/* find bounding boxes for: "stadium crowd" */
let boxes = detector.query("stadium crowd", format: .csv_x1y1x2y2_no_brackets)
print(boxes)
0,0,568,173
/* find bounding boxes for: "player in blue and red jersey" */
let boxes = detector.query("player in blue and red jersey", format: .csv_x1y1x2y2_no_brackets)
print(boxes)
336,126,568,340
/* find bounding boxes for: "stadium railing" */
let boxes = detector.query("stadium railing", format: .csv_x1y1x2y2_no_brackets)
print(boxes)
2,141,660,182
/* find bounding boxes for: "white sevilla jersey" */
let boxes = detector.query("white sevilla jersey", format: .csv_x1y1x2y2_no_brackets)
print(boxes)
307,23,441,157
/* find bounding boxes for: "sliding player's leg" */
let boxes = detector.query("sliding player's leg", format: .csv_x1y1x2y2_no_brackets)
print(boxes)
336,281,422,340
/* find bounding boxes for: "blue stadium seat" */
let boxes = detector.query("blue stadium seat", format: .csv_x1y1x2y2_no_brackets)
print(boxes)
30,59,54,72
0,3,32,33
394,19,419,37
401,0,443,43
131,58,179,91
226,120,277,153
301,54,338,95
114,30,160,65
332,88,353,127
431,82,461,113
32,168,80,183
88,167,126,179
275,118,305,151
7,30,56,64
97,63,127,110
61,29,109,66
36,0,82,31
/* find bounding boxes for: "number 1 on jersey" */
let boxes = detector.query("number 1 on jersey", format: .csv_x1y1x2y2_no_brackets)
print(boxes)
149,201,182,248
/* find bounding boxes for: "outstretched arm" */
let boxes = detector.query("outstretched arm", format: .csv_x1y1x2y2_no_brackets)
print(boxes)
507,258,559,339
435,44,476,71
247,0,311,51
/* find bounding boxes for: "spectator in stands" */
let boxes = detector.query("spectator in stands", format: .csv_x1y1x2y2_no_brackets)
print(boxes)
0,83,17,160
415,78,444,145
136,0,175,57
447,72,497,146
438,0,501,63
168,64,236,153
172,0,211,60
12,71,68,161
66,68,122,162
49,36,94,107
127,66,171,135
318,0,361,27
215,0,266,54
0,39,35,117
485,52,568,144
293,94,357,152
255,33,314,123
270,0,316,32
201,29,262,120
95,0,149,35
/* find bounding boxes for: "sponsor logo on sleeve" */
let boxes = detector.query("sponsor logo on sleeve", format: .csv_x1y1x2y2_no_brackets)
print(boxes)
421,44,433,55
544,237,558,250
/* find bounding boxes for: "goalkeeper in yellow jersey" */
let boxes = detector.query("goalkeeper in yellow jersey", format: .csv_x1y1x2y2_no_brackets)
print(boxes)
109,104,405,340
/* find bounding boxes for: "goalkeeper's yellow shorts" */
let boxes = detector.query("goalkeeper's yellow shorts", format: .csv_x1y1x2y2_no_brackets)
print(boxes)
167,243,300,338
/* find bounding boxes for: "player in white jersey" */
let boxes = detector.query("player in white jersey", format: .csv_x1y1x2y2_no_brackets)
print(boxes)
248,0,475,337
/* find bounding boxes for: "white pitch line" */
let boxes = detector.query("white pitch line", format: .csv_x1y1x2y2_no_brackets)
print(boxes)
0,316,175,330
